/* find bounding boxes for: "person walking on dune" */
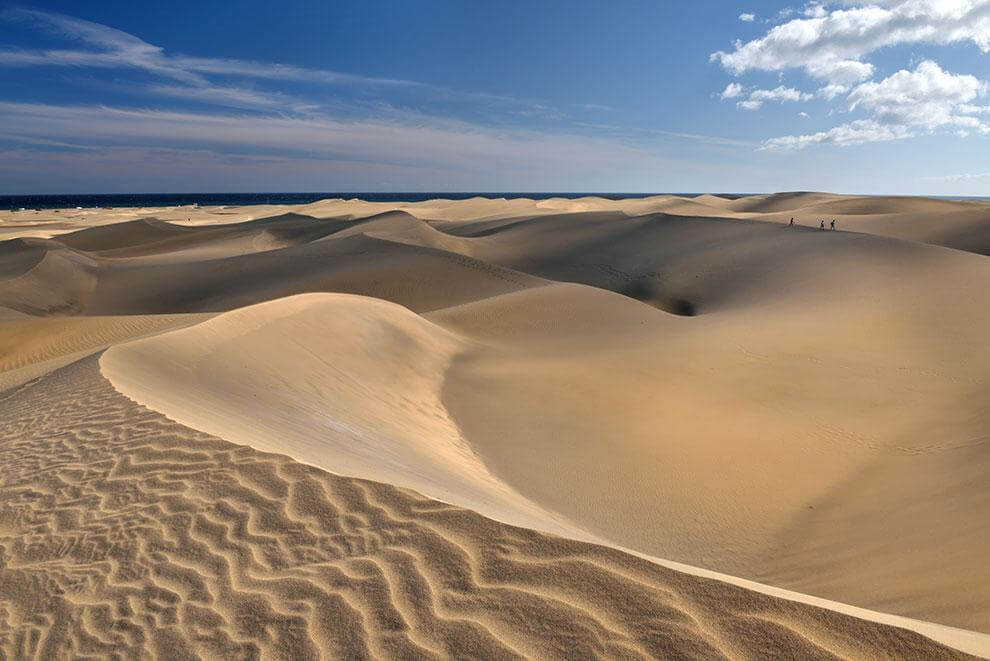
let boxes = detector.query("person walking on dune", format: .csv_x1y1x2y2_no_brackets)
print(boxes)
831,219,836,230
820,220,825,230
789,217,794,226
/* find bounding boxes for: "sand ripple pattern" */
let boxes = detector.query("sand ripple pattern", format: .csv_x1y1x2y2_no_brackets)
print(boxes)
0,357,971,660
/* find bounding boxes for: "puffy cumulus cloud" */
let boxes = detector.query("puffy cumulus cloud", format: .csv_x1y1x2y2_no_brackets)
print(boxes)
739,13,756,22
762,61,990,149
720,82,744,99
847,60,987,129
711,0,990,85
817,83,849,100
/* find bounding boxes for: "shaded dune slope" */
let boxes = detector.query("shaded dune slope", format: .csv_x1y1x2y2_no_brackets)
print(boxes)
0,357,974,660
0,229,542,316
429,275,990,629
56,218,197,251
437,208,981,314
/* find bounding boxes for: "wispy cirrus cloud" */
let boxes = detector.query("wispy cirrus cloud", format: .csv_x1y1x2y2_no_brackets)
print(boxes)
0,100,694,188
0,6,564,119
0,7,413,89
737,85,813,110
760,119,912,149
0,7,753,173
923,171,990,182
146,84,318,113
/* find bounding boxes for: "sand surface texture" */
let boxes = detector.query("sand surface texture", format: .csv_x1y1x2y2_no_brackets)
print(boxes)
2,193,989,658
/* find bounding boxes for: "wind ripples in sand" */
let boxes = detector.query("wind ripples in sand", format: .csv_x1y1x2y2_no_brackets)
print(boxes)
0,357,972,660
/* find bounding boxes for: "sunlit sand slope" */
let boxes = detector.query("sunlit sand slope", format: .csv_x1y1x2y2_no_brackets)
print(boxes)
0,357,975,660
100,293,576,539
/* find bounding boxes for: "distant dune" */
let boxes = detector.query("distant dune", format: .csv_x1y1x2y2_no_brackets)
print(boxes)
2,193,989,658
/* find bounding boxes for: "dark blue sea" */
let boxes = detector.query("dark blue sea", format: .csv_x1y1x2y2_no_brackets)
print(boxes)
1,192,744,210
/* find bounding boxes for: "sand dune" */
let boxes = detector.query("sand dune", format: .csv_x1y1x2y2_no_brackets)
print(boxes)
725,191,847,214
0,312,208,392
0,357,976,659
0,228,543,317
100,293,578,541
3,192,990,657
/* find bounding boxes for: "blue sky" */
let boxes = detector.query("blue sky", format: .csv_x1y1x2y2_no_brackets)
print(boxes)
1,0,988,194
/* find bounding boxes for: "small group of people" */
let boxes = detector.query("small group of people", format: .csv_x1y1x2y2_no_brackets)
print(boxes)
789,217,836,230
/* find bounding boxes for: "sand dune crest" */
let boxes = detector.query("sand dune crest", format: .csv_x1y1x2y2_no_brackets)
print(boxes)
100,293,580,540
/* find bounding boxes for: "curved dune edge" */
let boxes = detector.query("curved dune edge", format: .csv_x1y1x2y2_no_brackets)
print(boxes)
99,293,990,658
0,355,973,659
99,293,587,540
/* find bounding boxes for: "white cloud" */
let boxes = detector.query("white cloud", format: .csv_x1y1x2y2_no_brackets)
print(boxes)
735,85,813,109
800,111,809,117
762,61,990,148
761,119,913,149
751,85,812,102
926,171,990,181
147,84,317,113
848,60,987,130
739,13,756,22
721,82,744,99
817,83,849,100
711,0,990,85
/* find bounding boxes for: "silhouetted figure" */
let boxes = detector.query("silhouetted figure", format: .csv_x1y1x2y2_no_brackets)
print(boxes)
820,220,825,230
830,219,836,230
789,217,794,226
